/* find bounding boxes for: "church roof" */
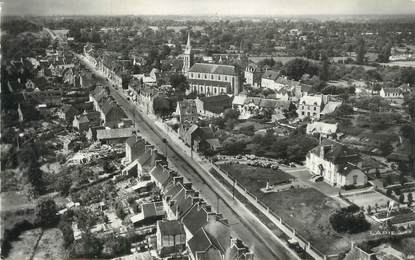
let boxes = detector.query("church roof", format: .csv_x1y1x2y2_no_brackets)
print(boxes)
189,63,237,75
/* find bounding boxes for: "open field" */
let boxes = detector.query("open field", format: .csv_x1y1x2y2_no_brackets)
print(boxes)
219,163,368,254
6,228,65,260
220,163,293,190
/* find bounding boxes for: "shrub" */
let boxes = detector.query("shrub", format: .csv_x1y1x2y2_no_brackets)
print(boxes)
329,206,371,234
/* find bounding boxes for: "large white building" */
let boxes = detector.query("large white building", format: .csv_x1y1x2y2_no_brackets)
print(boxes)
296,95,325,120
306,139,367,187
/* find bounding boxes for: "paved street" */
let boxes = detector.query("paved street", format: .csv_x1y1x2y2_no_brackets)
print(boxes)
79,55,299,260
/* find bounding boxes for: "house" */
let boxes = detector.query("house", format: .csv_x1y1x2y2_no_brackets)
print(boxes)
226,238,255,260
195,95,232,117
380,88,404,100
130,201,165,226
244,63,262,87
306,139,367,187
296,95,324,120
176,99,198,124
125,135,146,163
233,94,278,119
96,127,135,144
156,220,186,257
149,163,175,191
58,104,79,123
272,100,291,122
180,124,221,153
261,70,282,90
72,111,101,131
306,121,338,137
274,89,290,101
100,100,127,128
86,126,105,141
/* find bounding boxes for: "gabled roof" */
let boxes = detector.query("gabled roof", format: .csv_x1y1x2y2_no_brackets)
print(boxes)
187,228,214,258
321,101,342,115
309,139,362,173
149,164,171,188
199,95,232,114
157,220,185,236
262,70,280,81
299,95,323,106
232,95,247,106
182,203,210,235
96,128,134,140
244,97,262,106
189,63,236,75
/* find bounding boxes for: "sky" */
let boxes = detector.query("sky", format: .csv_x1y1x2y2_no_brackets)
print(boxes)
4,0,415,16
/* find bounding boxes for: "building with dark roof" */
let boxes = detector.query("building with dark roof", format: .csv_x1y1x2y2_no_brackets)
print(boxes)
244,63,262,87
176,99,198,124
306,139,367,187
125,135,146,163
156,220,186,257
195,95,232,117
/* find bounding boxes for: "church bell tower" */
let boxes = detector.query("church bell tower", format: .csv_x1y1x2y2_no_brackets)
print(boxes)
182,32,194,76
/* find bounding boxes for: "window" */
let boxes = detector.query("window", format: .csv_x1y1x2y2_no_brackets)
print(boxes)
353,175,358,185
214,88,217,94
218,75,221,80
225,76,227,80
302,106,304,110
314,107,316,111
302,112,305,115
198,73,200,78
205,74,207,79
307,112,310,116
211,75,213,79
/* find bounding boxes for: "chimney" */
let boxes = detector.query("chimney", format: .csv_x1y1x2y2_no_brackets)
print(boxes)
169,171,178,179
320,145,325,158
193,191,200,198
144,144,154,152
204,205,212,213
197,200,206,210
183,183,192,190
173,176,184,185
185,189,194,198
191,197,201,204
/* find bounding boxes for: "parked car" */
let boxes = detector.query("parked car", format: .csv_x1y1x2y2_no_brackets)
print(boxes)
310,176,323,182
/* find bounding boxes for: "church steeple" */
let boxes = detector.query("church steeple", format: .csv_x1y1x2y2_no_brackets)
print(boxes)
182,31,193,75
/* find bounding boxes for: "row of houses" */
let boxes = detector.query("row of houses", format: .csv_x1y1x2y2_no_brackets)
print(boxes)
123,134,254,259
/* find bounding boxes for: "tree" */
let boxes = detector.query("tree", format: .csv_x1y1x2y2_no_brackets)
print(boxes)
115,202,126,220
408,193,413,206
399,194,405,204
283,58,319,81
378,42,392,63
319,52,330,82
59,220,74,248
329,205,370,233
153,96,172,118
36,199,59,227
222,136,246,155
102,236,131,257
379,142,393,156
55,175,72,196
384,175,393,187
356,38,366,65
169,74,189,92
76,208,97,232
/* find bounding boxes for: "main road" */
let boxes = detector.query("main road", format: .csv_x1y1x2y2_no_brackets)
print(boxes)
78,54,299,260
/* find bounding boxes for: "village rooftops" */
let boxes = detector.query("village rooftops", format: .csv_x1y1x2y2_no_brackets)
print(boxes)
381,87,403,94
189,63,237,75
188,78,231,88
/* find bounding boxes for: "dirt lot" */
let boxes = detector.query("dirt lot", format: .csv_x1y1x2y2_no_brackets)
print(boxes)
220,163,365,255
7,228,65,260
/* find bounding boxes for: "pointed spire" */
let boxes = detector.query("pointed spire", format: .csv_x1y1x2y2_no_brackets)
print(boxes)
186,32,191,49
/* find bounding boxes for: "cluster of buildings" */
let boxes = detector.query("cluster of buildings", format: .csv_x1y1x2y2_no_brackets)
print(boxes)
123,133,254,259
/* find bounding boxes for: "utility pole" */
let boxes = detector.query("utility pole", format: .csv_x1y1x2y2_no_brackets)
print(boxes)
216,195,220,213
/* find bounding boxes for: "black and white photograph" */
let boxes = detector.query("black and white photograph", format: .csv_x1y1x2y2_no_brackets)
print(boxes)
1,0,415,259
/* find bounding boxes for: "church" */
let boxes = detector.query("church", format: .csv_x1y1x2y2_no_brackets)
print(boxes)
182,34,240,97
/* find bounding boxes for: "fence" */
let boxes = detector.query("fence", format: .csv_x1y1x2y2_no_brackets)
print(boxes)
137,110,340,260
209,163,337,260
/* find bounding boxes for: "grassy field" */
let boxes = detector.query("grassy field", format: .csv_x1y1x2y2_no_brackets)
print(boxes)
7,228,65,260
220,163,293,191
220,163,358,255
